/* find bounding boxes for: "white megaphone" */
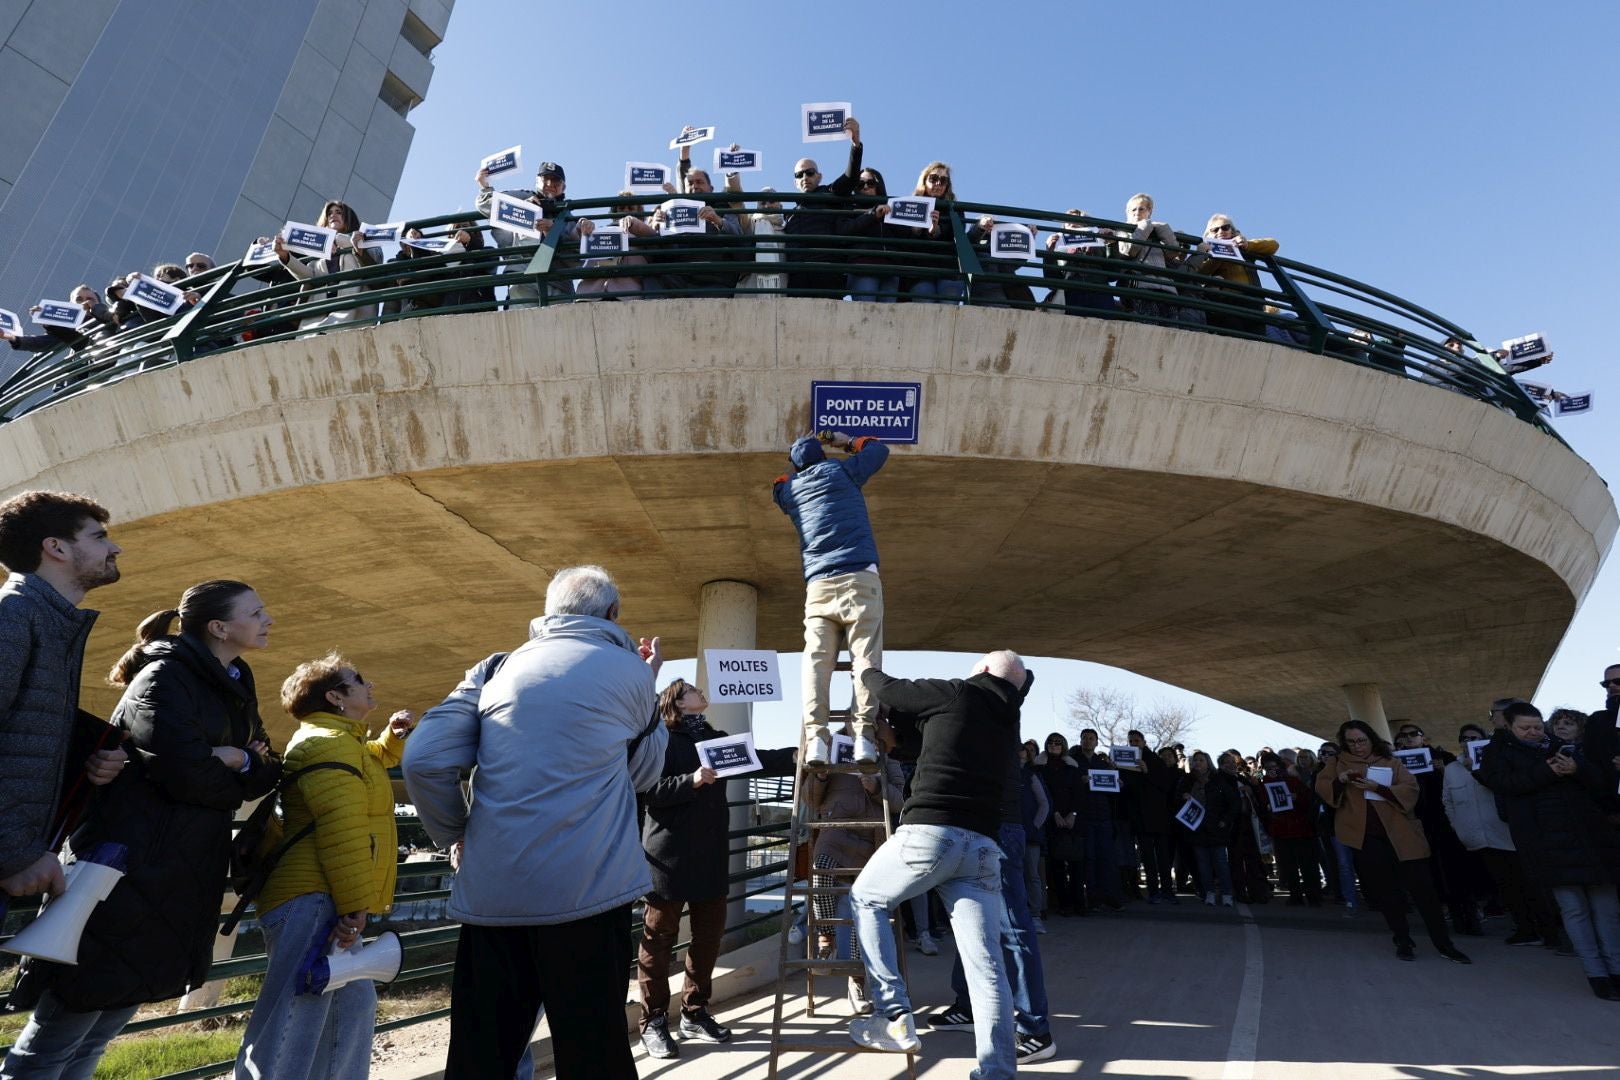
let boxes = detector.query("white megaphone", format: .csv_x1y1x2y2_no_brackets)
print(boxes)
2,843,127,966
296,930,403,995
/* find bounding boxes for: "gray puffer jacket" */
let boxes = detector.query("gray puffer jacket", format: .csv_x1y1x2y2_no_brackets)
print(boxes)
0,573,97,879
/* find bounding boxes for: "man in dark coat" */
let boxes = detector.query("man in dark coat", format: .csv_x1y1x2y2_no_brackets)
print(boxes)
784,117,864,294
1121,729,1178,902
1584,662,1620,814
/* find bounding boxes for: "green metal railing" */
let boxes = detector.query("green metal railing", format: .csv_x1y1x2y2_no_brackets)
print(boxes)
0,194,1556,441
0,777,798,1078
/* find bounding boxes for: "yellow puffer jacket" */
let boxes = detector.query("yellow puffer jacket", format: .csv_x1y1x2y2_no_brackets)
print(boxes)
258,711,405,918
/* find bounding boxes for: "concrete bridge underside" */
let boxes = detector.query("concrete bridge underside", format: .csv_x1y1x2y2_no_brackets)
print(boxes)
1,300,1611,742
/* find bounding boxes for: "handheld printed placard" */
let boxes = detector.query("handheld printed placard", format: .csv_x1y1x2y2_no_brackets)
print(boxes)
1466,739,1490,771
480,144,521,179
886,196,934,230
659,199,706,235
1362,765,1394,801
990,223,1038,262
1206,238,1245,261
1517,380,1554,408
1555,391,1593,416
1264,781,1294,813
281,221,337,259
830,734,856,765
581,227,629,257
1394,747,1433,774
626,162,671,194
1088,769,1121,793
811,380,922,444
124,274,186,316
669,126,716,150
693,731,763,779
1502,332,1550,365
714,148,762,173
488,192,545,239
402,235,456,253
243,238,280,267
0,308,21,335
32,301,85,330
1176,798,1206,832
1059,227,1105,252
356,222,405,249
703,649,782,703
1110,745,1141,768
802,101,852,143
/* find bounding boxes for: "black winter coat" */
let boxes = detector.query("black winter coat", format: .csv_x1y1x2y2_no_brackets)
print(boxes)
9,635,280,1012
1477,732,1620,888
641,717,795,902
1176,771,1240,848
1584,704,1620,812
1123,749,1177,835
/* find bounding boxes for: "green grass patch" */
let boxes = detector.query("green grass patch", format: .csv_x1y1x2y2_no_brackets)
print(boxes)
92,1027,239,1079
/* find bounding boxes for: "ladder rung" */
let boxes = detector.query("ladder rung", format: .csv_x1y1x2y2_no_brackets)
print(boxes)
796,885,851,896
797,865,864,876
808,917,853,926
803,820,888,829
772,1037,916,1055
784,958,867,974
805,762,882,775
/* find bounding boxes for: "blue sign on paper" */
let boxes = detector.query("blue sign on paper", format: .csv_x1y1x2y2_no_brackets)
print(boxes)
0,308,21,334
807,108,846,137
811,381,922,444
494,198,541,234
1505,333,1548,362
629,165,667,187
1555,392,1593,416
582,229,629,256
716,150,759,172
127,276,184,315
663,202,703,233
35,301,83,327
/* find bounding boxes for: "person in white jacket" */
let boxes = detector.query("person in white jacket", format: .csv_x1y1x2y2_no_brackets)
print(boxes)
1441,721,1556,946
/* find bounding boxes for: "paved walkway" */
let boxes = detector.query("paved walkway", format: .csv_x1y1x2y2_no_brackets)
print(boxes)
393,899,1620,1079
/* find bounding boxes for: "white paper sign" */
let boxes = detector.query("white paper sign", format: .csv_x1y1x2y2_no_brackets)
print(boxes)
243,238,280,267
581,227,630,257
693,731,763,778
1362,765,1394,801
281,221,337,259
1264,781,1294,813
886,195,935,230
356,221,405,248
626,162,671,194
402,235,457,253
669,125,716,150
1466,738,1491,771
1175,797,1206,831
0,307,23,334
124,274,186,316
488,192,545,239
659,199,706,236
714,148,762,173
703,648,782,703
802,101,852,143
830,733,855,765
1502,332,1549,365
480,144,522,178
32,301,85,330
1110,745,1141,768
1058,227,1106,252
989,223,1038,261
1394,747,1433,775
1207,238,1245,261
1088,769,1121,793
1555,391,1593,416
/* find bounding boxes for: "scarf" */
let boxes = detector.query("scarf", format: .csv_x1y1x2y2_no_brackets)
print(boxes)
676,714,711,742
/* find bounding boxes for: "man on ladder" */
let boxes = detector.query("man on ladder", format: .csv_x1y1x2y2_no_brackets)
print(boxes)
773,430,888,767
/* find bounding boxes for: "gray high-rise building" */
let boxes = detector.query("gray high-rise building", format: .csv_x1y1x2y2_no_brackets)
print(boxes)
0,0,452,319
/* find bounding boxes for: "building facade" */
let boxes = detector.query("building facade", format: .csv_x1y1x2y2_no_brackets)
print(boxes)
0,0,451,327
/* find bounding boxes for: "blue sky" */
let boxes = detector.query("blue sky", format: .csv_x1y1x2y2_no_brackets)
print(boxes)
389,0,1618,753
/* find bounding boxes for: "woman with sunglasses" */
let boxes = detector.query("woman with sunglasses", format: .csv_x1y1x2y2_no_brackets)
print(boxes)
836,168,905,302
1188,213,1278,337
905,162,965,303
235,655,415,1078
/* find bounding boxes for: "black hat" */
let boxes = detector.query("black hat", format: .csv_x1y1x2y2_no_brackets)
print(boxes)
537,161,565,181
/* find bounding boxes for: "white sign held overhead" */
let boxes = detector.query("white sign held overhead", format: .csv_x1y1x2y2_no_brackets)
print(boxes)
989,223,1037,261
31,301,85,330
243,238,280,267
123,274,186,317
488,192,545,239
802,102,852,142
1264,781,1294,813
1109,745,1141,768
886,196,935,230
0,308,22,335
1175,798,1206,832
703,649,782,703
669,125,716,150
693,731,763,778
356,222,405,249
480,144,522,178
1555,391,1593,416
1502,332,1550,365
714,148,762,173
281,221,337,259
626,162,671,193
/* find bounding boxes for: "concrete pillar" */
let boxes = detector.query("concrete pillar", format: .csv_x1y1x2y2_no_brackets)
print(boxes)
1341,682,1391,740
694,580,759,942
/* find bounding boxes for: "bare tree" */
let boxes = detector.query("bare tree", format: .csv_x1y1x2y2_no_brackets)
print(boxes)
1066,686,1199,752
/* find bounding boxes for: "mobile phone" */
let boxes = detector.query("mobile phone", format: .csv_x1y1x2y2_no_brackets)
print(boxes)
1556,745,1575,757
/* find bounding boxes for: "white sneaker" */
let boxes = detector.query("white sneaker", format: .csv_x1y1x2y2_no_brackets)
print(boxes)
849,1012,921,1052
787,922,806,946
1031,915,1047,935
916,932,939,956
1205,891,1217,906
804,736,831,767
853,734,879,766
847,978,873,1016
1221,897,1235,908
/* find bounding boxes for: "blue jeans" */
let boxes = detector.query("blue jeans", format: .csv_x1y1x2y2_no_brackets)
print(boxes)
0,990,138,1079
848,273,900,303
234,892,375,1080
908,278,965,303
1551,885,1620,979
853,824,1014,1079
1331,837,1359,906
1194,845,1234,901
949,823,1049,1038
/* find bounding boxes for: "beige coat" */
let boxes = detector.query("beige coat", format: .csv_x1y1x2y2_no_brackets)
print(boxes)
1315,752,1430,861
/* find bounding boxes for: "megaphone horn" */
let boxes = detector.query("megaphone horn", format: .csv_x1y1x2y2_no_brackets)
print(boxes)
2,843,128,966
298,930,403,996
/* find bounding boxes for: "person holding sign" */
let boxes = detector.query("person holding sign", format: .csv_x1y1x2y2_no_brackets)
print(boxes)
474,160,593,303
1,286,119,358
635,679,796,1059
1393,722,1480,938
648,143,744,297
1479,703,1620,998
1315,721,1470,964
1187,214,1278,337
1258,755,1322,906
774,431,889,767
576,194,659,299
1114,193,1185,323
784,116,864,295
1045,209,1119,317
1118,730,1178,904
1176,752,1239,906
269,200,380,330
835,168,906,303
906,163,966,303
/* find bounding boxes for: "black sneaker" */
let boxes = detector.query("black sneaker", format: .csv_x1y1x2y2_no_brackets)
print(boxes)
1016,1031,1057,1062
927,1004,974,1031
1436,945,1472,965
679,1008,731,1043
1504,930,1542,946
1395,940,1416,961
641,1015,679,1059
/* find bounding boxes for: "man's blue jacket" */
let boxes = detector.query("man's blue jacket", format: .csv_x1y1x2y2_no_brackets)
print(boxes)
772,435,888,581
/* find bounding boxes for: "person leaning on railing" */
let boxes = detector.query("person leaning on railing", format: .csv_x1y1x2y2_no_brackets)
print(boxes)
474,160,593,304
1113,193,1185,323
1185,214,1278,337
0,286,120,356
269,199,379,331
649,155,744,298
1044,210,1120,317
965,212,1037,309
906,162,964,303
835,167,905,303
576,191,658,300
783,117,864,296
234,654,415,1079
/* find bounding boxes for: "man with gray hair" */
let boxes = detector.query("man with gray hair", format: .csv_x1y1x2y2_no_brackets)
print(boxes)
403,565,667,1080
844,650,1033,1078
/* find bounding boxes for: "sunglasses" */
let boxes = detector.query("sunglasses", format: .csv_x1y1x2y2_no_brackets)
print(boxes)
857,178,878,187
926,174,949,184
794,169,818,179
1601,677,1620,688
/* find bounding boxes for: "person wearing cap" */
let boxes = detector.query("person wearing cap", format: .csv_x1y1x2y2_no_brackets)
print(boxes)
474,160,594,303
772,430,888,767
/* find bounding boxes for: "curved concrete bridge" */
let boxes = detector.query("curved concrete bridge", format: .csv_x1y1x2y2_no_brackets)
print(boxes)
1,300,1610,739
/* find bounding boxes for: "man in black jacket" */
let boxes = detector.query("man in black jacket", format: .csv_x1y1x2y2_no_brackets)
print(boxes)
1584,664,1620,814
784,117,863,295
846,651,1027,1079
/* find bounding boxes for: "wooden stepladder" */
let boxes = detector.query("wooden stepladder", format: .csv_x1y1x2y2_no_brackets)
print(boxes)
767,660,916,1079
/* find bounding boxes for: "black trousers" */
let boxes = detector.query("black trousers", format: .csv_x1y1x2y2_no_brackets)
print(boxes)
445,905,636,1080
1353,836,1452,948
1478,847,1560,937
1275,836,1323,900
1138,831,1176,895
